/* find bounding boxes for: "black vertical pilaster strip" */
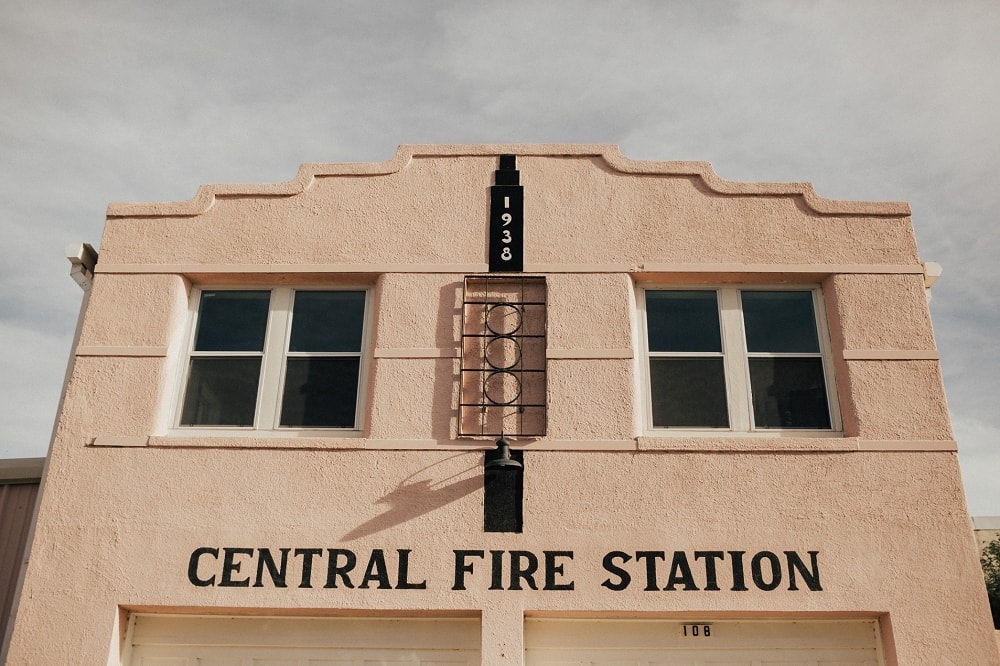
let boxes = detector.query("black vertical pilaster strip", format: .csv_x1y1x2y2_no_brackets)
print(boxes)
484,449,524,532
489,155,524,272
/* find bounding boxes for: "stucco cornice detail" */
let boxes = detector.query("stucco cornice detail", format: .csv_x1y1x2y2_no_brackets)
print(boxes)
105,144,911,219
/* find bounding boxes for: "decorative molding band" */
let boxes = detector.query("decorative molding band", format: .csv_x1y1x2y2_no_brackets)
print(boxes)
76,346,168,357
842,350,940,360
94,262,925,277
547,349,633,360
637,437,957,452
95,263,488,275
360,439,637,451
122,435,959,452
524,264,636,273
106,144,910,219
374,348,460,359
636,263,923,275
143,437,636,451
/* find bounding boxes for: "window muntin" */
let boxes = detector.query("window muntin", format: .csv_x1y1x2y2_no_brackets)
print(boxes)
644,287,835,432
179,288,367,431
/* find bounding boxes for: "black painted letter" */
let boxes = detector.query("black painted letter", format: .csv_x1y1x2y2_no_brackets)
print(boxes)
694,551,725,591
396,549,427,589
751,551,782,591
543,551,574,591
254,548,290,588
220,547,253,587
785,550,822,591
188,547,218,587
601,551,632,591
452,550,485,591
324,549,356,589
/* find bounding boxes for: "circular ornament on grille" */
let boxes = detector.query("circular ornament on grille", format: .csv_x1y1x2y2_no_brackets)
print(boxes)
484,335,521,370
485,303,522,335
483,370,521,405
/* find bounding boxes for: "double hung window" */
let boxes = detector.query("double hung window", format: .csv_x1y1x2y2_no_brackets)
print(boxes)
179,288,368,430
643,287,835,432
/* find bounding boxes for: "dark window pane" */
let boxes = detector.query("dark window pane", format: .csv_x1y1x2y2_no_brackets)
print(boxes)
650,358,729,427
289,291,366,352
194,291,271,351
749,358,831,429
181,357,261,426
280,358,361,427
646,291,721,352
742,291,820,353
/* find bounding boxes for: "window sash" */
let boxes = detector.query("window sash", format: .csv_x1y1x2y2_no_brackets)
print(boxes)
178,287,367,431
642,286,837,433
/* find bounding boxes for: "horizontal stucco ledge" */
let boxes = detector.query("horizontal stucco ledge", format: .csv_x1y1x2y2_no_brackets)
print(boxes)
636,437,958,452
92,262,927,276
77,346,168,357
372,348,634,360
90,436,959,452
94,263,488,275
856,439,957,451
842,349,940,360
91,436,150,447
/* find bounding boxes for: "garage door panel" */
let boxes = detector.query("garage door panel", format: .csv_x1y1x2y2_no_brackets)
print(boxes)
126,616,481,666
524,619,881,666
132,647,481,666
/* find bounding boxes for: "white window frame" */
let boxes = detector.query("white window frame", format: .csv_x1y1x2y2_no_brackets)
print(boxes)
638,285,841,436
171,286,371,436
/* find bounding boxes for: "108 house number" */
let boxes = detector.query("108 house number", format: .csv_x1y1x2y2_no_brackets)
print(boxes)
681,624,712,638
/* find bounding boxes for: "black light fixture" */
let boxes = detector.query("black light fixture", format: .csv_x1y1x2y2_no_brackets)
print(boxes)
484,436,524,533
484,437,523,473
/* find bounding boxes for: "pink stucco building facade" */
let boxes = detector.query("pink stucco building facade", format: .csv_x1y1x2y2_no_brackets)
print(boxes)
4,145,996,664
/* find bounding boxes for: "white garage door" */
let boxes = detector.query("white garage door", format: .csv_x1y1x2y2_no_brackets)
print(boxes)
524,618,883,666
125,614,481,666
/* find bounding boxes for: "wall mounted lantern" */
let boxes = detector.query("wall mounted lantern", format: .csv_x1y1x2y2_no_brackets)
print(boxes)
484,437,524,533
484,437,522,473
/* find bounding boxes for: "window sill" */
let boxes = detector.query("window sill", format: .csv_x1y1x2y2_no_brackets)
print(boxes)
641,428,843,439
166,427,363,439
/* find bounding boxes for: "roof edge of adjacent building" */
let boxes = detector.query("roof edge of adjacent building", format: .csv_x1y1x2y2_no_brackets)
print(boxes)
973,516,1000,531
0,457,45,483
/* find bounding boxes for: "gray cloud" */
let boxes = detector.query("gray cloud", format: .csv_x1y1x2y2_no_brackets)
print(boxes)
2,0,997,511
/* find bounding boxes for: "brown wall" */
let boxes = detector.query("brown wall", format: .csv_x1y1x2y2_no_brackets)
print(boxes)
0,458,43,657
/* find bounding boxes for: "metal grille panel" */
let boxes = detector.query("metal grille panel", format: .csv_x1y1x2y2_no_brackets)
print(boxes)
460,276,546,437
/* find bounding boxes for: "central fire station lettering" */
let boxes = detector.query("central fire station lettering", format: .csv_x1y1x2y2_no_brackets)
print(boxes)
188,548,427,589
600,550,822,592
187,548,821,592
452,550,575,591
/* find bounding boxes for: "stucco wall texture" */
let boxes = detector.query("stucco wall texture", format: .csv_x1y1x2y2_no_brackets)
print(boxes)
5,145,996,665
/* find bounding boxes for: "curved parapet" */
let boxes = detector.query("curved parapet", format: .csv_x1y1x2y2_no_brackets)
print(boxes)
106,144,910,218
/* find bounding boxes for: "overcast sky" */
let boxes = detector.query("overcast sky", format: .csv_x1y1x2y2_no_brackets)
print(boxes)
1,1,997,513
